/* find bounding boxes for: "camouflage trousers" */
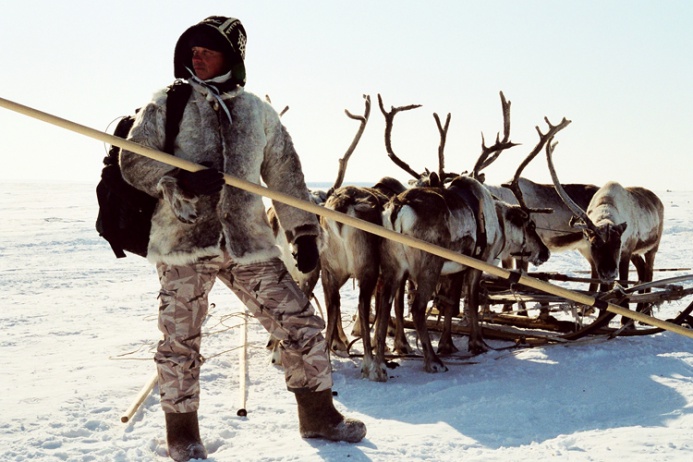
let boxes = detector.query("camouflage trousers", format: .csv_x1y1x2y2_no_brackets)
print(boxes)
155,254,332,414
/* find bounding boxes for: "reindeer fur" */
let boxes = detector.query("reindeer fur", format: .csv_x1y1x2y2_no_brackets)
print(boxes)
374,175,549,381
576,181,663,287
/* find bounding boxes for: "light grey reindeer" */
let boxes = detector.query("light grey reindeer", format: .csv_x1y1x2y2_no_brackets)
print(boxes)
487,178,598,257
546,141,664,319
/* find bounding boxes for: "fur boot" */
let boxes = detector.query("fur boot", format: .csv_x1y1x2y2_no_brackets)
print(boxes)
165,411,207,461
295,389,366,443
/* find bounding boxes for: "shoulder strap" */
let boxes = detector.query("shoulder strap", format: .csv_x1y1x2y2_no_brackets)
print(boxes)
163,82,192,154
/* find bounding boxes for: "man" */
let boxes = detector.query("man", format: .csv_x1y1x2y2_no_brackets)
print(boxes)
120,16,366,462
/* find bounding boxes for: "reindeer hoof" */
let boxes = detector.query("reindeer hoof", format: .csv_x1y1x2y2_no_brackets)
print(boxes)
437,340,459,355
330,349,350,358
329,339,349,354
467,342,488,355
270,353,283,366
361,361,388,382
394,343,413,355
424,360,448,374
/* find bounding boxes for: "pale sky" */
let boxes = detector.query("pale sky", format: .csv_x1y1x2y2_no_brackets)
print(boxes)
1,1,691,191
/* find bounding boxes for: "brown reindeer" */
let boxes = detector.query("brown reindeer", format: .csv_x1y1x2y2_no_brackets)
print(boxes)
372,173,550,380
265,95,373,363
318,185,388,364
366,93,552,381
546,141,664,319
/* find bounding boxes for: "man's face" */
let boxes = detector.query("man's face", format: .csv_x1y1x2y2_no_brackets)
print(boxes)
191,46,226,80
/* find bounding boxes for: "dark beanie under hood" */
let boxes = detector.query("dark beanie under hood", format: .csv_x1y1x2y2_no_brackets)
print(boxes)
174,16,247,86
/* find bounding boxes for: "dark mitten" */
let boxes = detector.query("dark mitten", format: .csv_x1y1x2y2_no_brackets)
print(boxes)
176,168,225,196
293,235,319,273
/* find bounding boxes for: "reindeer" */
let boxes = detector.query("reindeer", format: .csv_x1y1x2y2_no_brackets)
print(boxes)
479,134,598,292
486,179,598,256
312,96,426,381
546,140,664,320
483,179,598,315
318,185,388,369
462,104,603,314
468,103,596,263
365,93,552,381
265,95,374,363
371,172,550,380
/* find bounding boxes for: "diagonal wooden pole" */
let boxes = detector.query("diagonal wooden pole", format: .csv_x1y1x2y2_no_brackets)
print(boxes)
236,310,249,417
1,95,692,340
121,371,158,423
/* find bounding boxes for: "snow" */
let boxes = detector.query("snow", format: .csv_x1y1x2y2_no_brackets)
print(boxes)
2,181,693,461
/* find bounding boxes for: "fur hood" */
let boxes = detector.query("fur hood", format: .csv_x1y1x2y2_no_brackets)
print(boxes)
120,82,319,266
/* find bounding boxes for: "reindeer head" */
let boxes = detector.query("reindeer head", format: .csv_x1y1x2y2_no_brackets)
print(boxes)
498,203,550,266
371,176,407,198
546,142,630,284
581,221,627,282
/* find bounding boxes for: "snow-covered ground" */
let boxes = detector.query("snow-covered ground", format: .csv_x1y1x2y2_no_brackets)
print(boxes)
2,181,693,461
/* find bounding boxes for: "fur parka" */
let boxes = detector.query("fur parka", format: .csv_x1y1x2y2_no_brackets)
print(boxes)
120,81,319,266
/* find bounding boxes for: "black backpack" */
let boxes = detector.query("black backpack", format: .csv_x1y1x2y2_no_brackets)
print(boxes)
95,82,192,258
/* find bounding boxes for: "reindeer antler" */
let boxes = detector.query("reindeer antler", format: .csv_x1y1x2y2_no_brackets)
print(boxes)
433,112,453,181
471,91,517,181
328,95,372,195
503,116,572,213
265,94,289,117
377,93,422,179
545,138,597,232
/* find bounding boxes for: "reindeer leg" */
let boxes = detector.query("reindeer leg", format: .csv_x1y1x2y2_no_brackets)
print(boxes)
357,274,383,381
589,261,600,294
322,272,350,354
515,260,531,316
350,279,367,339
437,274,462,355
410,274,448,374
618,256,633,326
368,276,393,382
501,258,515,313
393,278,413,354
465,269,488,355
632,253,655,316
631,254,646,314
266,335,283,365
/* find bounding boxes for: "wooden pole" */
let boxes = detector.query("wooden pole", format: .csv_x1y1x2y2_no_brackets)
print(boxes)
121,371,158,423
1,95,692,340
237,311,248,417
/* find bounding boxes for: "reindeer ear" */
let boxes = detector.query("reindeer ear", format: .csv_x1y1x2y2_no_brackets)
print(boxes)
614,222,628,234
506,206,526,226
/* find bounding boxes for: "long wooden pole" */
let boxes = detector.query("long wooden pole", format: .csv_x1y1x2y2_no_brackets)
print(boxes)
121,371,158,423
237,311,248,417
1,95,692,340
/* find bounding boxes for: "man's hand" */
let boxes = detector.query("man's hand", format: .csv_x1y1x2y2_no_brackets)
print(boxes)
293,235,319,273
176,168,225,196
